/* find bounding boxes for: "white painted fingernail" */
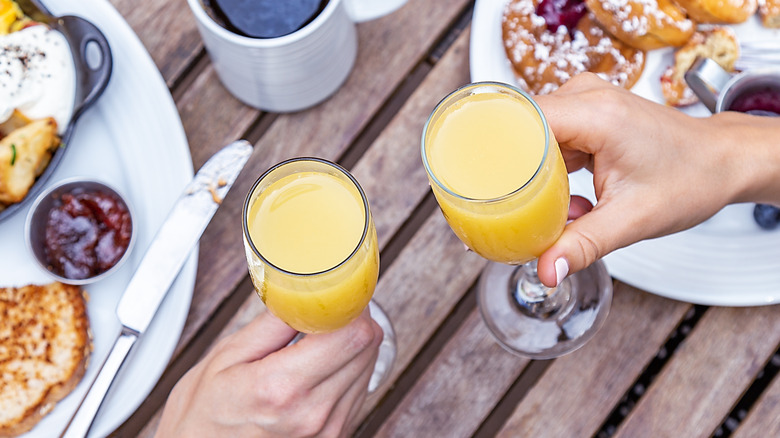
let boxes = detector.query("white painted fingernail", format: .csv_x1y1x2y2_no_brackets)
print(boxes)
555,258,569,286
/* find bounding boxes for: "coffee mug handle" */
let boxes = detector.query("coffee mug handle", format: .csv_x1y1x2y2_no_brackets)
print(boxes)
343,0,407,22
684,57,733,114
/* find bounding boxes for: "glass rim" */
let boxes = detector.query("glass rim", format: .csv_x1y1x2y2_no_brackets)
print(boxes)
420,81,551,203
242,157,371,277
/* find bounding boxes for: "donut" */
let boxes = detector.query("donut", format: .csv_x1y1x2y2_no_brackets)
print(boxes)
759,0,780,27
502,0,646,95
585,0,696,50
660,26,739,106
674,0,757,23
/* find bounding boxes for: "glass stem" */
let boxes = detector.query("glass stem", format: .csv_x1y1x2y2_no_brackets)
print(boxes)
510,260,571,318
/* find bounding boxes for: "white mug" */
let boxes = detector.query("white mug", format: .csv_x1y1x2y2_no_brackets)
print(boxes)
186,0,407,112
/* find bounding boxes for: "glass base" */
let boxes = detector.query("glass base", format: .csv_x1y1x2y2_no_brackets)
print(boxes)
477,260,612,359
368,300,397,393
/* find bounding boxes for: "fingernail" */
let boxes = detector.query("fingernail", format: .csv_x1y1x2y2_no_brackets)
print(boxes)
554,258,569,286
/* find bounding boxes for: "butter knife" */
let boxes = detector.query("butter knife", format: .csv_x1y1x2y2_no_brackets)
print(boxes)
61,140,253,438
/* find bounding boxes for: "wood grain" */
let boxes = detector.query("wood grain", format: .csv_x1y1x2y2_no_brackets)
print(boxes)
734,368,780,437
352,28,472,251
497,283,691,437
615,305,780,438
109,0,202,86
376,310,529,437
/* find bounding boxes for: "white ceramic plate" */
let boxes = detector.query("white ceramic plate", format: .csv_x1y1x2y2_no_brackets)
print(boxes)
470,0,780,306
0,0,196,436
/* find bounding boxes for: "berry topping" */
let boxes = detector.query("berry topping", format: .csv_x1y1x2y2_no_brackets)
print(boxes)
753,203,780,230
729,88,780,115
536,0,587,37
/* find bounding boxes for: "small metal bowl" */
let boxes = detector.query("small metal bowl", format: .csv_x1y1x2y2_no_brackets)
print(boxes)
25,177,136,285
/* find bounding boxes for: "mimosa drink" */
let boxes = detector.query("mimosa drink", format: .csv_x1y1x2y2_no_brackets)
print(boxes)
422,82,612,360
423,86,569,264
243,160,379,333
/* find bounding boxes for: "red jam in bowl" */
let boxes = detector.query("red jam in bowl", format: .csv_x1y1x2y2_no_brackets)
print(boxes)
44,188,132,280
727,87,780,115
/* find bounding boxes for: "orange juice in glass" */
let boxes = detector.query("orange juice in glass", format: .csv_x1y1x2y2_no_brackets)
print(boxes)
242,158,378,333
423,86,569,264
422,82,612,359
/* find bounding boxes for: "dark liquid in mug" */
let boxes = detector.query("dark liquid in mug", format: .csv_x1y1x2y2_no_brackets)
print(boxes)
728,86,780,116
202,0,329,38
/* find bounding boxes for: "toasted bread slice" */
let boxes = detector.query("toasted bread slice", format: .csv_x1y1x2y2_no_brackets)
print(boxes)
0,282,92,437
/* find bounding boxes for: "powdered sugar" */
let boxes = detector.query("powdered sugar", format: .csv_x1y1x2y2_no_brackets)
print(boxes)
502,0,645,94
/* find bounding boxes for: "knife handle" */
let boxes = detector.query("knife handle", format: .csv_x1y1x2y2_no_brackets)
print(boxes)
61,330,138,438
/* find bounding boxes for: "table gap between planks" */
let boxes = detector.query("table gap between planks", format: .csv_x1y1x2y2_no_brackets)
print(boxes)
104,0,780,436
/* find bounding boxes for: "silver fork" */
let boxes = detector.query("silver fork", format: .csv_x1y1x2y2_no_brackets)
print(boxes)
736,40,780,71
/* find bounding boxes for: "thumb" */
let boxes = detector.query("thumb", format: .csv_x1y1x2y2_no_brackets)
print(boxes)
537,199,633,287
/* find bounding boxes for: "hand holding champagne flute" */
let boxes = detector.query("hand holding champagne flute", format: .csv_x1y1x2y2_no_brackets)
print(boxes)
422,82,612,358
242,157,395,390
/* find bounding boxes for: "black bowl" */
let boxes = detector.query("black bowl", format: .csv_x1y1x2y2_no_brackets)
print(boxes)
0,0,113,223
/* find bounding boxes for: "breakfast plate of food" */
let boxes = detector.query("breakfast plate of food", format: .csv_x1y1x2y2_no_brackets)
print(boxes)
0,0,112,222
470,0,780,306
0,0,196,436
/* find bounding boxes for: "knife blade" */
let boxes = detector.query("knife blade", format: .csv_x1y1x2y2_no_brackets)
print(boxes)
61,140,253,438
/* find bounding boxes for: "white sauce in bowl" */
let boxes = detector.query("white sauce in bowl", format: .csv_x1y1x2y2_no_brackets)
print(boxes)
0,24,76,134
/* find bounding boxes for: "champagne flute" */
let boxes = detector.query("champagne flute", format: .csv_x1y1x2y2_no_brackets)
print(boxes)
421,82,612,359
242,157,395,391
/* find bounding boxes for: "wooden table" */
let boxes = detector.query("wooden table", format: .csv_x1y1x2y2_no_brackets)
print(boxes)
106,0,780,436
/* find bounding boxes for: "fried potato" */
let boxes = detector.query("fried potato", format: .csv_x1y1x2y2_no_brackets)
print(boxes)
0,117,59,205
0,110,32,138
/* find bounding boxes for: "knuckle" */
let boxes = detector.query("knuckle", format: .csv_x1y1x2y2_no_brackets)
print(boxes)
349,315,381,350
573,229,604,269
291,406,330,437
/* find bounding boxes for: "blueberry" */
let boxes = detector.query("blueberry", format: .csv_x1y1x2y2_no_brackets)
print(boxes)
753,204,780,230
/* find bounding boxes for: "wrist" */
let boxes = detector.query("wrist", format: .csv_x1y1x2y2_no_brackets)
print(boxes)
706,112,780,206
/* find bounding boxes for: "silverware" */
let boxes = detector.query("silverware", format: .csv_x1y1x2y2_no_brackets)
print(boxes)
60,140,253,438
737,40,780,71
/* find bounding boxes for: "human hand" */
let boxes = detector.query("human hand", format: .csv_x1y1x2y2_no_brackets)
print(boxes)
534,73,780,287
155,308,382,438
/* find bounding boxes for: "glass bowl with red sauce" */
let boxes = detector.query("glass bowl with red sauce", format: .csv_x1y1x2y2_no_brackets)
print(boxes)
25,177,136,285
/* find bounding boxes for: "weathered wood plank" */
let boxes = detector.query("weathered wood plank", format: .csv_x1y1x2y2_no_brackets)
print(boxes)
352,28,471,259
174,65,259,170
497,284,691,437
363,211,487,400
110,0,202,86
376,309,528,437
615,304,780,438
734,366,780,437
